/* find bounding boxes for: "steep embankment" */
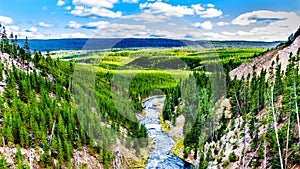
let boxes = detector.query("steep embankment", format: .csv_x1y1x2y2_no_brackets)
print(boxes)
0,51,109,168
200,29,300,169
230,34,300,79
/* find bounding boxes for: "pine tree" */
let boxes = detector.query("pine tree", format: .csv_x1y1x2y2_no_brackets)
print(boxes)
57,136,64,165
40,141,52,168
19,125,29,148
16,145,23,168
23,37,29,52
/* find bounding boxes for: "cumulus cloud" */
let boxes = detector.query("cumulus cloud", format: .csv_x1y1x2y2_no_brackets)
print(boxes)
139,2,222,18
194,21,213,30
70,6,122,18
61,32,88,38
191,4,205,14
26,27,38,32
249,18,300,40
84,21,110,29
197,8,222,18
123,0,138,3
88,17,213,40
65,6,72,10
216,22,229,26
57,0,66,6
0,16,13,24
72,0,118,8
207,4,215,8
140,2,194,17
39,22,53,28
66,21,82,29
232,10,297,26
229,10,300,41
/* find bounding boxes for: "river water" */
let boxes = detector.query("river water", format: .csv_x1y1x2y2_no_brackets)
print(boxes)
139,96,192,169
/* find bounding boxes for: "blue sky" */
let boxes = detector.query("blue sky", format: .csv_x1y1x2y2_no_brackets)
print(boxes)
0,0,299,41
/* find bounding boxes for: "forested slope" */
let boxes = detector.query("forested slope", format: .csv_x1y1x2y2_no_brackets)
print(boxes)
0,30,118,168
176,28,300,168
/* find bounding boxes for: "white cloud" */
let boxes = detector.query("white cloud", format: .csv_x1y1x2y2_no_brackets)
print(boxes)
232,10,297,26
72,0,118,8
122,13,168,23
222,31,236,36
65,6,72,10
14,28,48,39
89,17,211,40
123,0,138,3
216,22,229,26
85,21,110,29
192,4,222,18
9,28,48,39
229,10,300,41
197,8,222,18
202,32,227,39
194,21,213,30
39,22,53,28
140,2,194,17
207,4,215,8
249,17,300,40
139,2,221,18
13,30,51,39
61,32,88,38
0,16,13,24
67,21,82,29
94,23,147,38
57,0,66,6
18,32,34,38
27,27,38,32
191,4,205,14
6,26,20,32
237,30,253,36
42,6,48,10
70,6,122,18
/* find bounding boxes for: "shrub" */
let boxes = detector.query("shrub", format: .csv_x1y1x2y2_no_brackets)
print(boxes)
223,160,230,168
228,151,237,162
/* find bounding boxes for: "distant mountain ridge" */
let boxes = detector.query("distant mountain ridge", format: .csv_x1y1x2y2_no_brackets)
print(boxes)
16,38,281,51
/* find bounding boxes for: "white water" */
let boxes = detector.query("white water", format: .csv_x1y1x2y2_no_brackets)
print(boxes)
140,96,192,169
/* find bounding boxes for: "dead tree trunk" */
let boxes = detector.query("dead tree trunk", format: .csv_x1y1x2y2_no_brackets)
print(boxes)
293,82,300,145
271,83,284,169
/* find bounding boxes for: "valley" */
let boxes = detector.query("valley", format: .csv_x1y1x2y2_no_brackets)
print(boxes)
0,28,299,169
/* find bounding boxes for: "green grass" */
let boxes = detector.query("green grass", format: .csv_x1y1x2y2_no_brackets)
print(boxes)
60,47,267,73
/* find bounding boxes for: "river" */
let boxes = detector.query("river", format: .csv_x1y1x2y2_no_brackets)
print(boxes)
139,96,192,169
